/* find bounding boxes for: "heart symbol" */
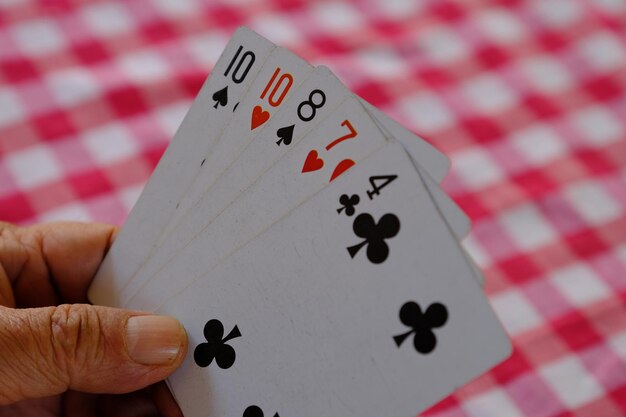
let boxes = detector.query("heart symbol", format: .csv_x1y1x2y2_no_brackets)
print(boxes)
302,150,324,173
251,105,270,130
330,159,355,182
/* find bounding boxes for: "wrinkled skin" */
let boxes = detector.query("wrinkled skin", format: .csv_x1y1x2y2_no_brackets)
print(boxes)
0,222,185,417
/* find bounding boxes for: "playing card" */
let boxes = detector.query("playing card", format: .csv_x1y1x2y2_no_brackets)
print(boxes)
157,141,510,417
167,44,314,231
359,104,468,239
122,96,396,310
158,65,350,246
162,66,465,248
117,67,469,307
88,27,276,306
102,46,314,305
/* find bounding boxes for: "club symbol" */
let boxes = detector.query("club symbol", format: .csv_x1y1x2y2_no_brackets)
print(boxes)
243,405,279,417
393,301,448,354
337,194,360,216
212,86,228,109
347,213,400,264
194,319,241,369
276,124,295,146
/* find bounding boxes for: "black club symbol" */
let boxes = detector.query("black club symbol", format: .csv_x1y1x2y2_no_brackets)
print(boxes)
194,319,241,369
347,213,400,264
243,405,279,417
393,301,448,354
336,193,360,216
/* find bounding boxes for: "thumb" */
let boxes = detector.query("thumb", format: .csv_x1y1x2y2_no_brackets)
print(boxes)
0,304,187,404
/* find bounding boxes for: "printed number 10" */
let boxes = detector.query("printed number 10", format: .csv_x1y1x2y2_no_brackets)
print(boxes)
260,68,293,107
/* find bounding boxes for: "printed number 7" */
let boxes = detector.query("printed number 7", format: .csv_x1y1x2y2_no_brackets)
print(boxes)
326,120,357,151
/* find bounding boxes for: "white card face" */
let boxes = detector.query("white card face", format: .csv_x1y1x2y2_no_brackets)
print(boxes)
158,142,511,417
159,66,351,246
103,46,313,305
370,112,471,240
88,27,276,306
168,66,467,248
171,46,314,221
119,66,469,306
123,97,393,310
139,46,314,268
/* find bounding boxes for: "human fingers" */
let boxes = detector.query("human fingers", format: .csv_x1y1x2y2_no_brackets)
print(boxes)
0,304,187,405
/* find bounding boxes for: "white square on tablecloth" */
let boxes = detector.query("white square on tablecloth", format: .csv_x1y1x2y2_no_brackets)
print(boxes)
539,355,604,409
569,105,623,147
461,73,518,114
0,89,25,127
499,203,557,251
6,145,62,189
398,90,455,134
82,123,137,165
81,2,134,37
511,122,567,166
46,68,102,108
453,147,504,189
519,55,574,94
491,289,543,336
10,18,66,56
551,263,611,307
464,388,525,417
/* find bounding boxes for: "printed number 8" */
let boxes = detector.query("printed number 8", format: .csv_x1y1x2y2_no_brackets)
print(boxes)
297,89,326,122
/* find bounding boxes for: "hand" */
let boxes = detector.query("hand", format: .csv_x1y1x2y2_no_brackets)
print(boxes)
0,222,188,417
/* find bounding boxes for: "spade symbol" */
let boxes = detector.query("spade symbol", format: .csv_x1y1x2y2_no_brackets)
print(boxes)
393,301,448,354
276,124,295,146
347,213,400,264
212,86,228,109
243,405,279,417
194,319,241,369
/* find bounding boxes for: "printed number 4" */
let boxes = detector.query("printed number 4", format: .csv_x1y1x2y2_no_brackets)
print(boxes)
367,175,397,199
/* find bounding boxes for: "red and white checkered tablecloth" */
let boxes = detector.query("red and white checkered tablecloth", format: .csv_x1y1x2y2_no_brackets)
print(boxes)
1,0,625,415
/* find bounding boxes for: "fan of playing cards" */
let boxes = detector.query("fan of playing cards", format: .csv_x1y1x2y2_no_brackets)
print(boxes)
88,27,511,417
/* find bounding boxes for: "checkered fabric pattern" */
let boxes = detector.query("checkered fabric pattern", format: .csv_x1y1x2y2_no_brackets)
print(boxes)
1,0,625,415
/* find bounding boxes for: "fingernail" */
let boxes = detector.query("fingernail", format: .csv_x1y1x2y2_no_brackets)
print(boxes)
126,316,186,366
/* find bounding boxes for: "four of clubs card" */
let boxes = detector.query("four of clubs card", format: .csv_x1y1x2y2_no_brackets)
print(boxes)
88,27,511,416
